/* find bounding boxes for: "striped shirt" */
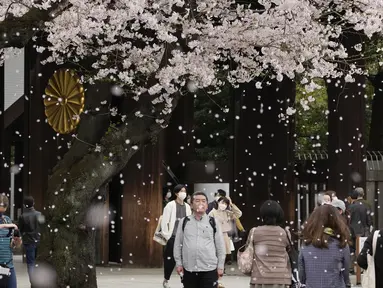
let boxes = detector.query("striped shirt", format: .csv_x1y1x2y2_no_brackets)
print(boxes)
0,216,14,268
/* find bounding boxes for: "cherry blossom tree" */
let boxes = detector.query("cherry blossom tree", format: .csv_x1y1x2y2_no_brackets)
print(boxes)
1,0,383,287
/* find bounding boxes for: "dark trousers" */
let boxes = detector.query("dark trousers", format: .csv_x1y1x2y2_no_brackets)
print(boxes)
183,270,218,288
164,236,176,280
24,244,37,284
8,267,17,288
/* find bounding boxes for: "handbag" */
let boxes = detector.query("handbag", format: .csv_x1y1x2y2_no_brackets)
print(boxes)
237,228,255,276
0,263,11,288
229,218,240,243
153,216,167,246
285,228,302,288
362,230,379,288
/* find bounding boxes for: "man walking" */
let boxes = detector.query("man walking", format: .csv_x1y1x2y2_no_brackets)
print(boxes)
349,188,372,237
174,191,226,288
18,196,42,285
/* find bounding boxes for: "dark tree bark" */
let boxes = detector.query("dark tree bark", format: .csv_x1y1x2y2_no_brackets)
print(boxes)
37,90,181,287
327,31,366,199
232,79,296,230
368,70,383,151
0,60,5,194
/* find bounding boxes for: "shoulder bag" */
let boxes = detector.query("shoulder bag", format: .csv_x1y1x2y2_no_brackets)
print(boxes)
237,227,255,276
153,215,167,246
285,228,302,288
362,230,379,288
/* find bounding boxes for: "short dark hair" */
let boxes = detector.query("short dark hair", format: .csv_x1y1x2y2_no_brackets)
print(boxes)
191,191,208,203
260,200,284,226
350,190,358,200
173,184,186,194
216,189,226,197
217,197,230,206
24,196,35,208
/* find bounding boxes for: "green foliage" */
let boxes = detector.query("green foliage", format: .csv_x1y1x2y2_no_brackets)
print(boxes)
365,37,383,75
295,80,328,152
193,87,231,161
295,79,374,152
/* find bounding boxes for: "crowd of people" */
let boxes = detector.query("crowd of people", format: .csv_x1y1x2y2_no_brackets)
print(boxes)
155,185,378,288
0,195,42,288
157,186,244,288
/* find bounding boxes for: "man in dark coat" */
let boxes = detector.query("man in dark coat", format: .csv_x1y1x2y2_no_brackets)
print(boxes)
349,189,372,237
18,196,42,286
357,229,383,287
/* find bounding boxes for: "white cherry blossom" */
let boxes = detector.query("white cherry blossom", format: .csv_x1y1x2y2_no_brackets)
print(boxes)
1,0,383,113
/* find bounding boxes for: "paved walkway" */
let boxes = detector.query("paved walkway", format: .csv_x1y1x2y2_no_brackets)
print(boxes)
12,257,362,288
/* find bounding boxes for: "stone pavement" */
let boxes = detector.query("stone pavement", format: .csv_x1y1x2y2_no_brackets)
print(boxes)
12,256,362,288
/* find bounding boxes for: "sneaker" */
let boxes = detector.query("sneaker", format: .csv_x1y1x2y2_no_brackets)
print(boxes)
163,280,171,288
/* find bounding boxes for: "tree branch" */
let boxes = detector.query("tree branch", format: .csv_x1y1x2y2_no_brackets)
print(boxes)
0,1,70,49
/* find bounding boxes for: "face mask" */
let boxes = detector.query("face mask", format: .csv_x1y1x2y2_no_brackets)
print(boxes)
178,192,187,201
166,192,172,199
218,204,227,211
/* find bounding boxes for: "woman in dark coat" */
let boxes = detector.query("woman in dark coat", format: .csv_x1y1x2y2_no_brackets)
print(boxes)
357,229,383,288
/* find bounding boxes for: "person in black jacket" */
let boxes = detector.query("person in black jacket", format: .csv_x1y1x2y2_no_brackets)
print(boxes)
18,196,42,285
349,190,372,237
357,229,383,288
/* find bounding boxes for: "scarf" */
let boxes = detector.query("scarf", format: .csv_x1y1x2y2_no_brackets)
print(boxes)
323,227,335,236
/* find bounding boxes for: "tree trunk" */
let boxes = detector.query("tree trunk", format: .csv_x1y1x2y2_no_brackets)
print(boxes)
327,31,366,199
37,86,181,287
368,70,383,150
232,79,296,229
0,61,5,194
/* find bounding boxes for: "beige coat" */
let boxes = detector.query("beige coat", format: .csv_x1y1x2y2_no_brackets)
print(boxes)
209,204,242,254
249,225,291,285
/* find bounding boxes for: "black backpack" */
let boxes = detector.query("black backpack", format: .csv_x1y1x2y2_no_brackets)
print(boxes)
182,216,217,234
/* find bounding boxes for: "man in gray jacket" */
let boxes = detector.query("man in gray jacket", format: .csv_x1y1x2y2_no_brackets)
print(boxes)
174,191,226,288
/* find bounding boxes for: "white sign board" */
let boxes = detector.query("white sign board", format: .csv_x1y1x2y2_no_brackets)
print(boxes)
193,183,230,203
4,48,24,110
359,237,367,253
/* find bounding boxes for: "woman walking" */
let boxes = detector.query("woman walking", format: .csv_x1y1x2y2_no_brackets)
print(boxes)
209,196,242,258
299,204,351,288
0,194,21,288
245,200,291,288
357,228,383,287
161,185,191,288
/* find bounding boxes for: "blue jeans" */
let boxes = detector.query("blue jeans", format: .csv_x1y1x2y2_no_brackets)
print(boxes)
8,267,17,288
24,244,37,284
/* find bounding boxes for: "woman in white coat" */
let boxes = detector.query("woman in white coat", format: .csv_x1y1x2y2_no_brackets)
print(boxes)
161,184,192,288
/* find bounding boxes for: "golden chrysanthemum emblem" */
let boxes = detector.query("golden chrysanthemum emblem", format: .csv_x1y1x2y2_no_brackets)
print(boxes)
44,69,85,134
